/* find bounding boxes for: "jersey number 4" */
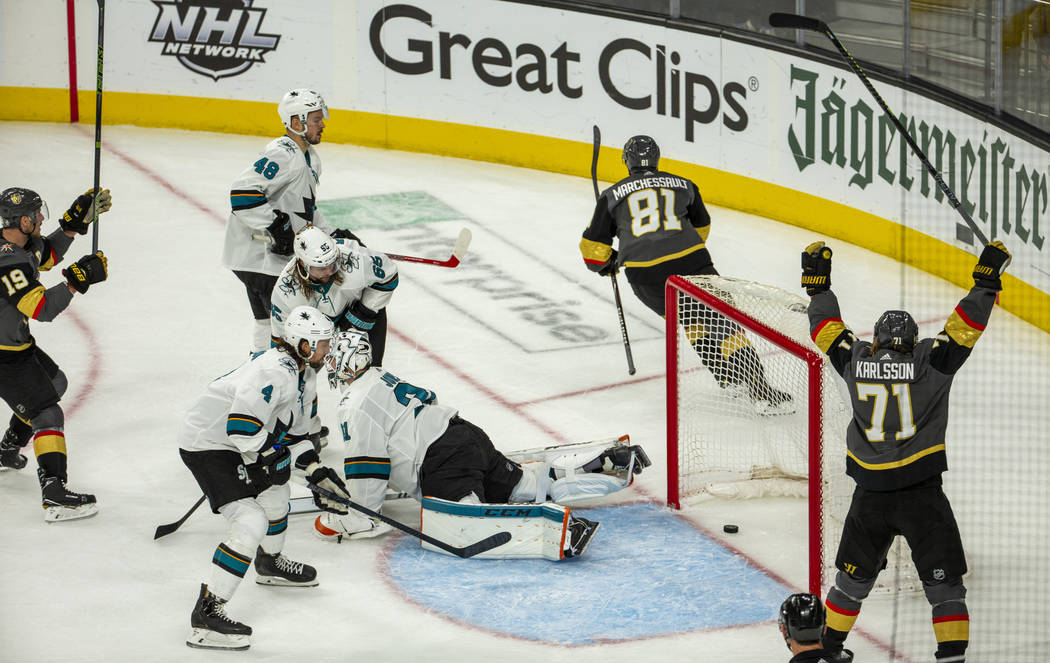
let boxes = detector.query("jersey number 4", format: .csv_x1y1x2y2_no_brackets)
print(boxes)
855,382,917,442
627,188,682,237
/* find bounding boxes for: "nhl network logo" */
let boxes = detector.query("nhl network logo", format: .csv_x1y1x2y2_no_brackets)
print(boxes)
149,0,280,81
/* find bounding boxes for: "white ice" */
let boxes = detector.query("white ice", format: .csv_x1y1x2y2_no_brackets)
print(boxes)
0,121,1046,662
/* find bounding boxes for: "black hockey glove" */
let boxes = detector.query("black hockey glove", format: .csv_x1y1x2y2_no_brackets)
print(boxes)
250,445,291,489
330,228,364,245
339,300,379,332
801,241,832,296
972,241,1011,291
63,251,108,294
598,249,619,277
306,463,351,515
267,210,295,256
60,188,112,235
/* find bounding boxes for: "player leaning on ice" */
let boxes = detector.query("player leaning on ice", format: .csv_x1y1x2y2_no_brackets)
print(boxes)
313,330,652,560
177,306,351,651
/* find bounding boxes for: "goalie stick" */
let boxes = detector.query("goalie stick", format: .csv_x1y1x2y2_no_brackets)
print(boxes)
252,227,472,268
768,12,989,247
591,124,636,375
308,483,511,558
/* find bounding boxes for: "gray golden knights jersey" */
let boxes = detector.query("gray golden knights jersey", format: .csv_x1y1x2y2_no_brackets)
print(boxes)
808,286,998,491
335,367,457,512
269,238,399,343
580,169,712,282
178,348,320,462
0,229,74,353
221,135,334,276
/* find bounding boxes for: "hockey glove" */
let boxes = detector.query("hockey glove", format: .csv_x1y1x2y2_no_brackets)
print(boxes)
250,445,291,488
330,228,364,245
63,251,108,294
801,241,832,296
973,241,1011,291
267,210,295,256
597,249,619,277
340,300,378,332
60,188,112,235
305,463,350,514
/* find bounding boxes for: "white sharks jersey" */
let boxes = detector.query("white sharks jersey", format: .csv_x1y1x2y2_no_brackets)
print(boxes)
178,348,320,461
222,135,334,276
270,238,399,342
335,368,457,512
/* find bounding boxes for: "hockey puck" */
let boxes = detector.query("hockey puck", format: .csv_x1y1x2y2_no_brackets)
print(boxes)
723,524,739,534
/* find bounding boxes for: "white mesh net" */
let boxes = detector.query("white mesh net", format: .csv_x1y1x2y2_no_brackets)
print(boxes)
668,275,921,593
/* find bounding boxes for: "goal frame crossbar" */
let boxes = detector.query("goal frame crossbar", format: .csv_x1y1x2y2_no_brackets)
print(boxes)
665,275,826,595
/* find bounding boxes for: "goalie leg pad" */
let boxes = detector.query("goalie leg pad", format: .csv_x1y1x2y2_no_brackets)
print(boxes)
549,472,629,504
420,497,578,560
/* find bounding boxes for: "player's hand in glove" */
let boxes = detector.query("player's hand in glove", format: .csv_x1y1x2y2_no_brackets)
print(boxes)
304,463,350,515
598,249,619,277
972,241,1011,291
801,241,832,295
330,228,364,245
60,188,112,235
267,210,294,256
250,445,291,488
63,251,108,294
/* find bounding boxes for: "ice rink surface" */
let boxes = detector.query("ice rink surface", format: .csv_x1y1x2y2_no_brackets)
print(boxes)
1,122,1046,662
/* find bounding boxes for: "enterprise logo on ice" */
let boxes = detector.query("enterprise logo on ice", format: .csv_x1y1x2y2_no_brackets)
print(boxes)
149,0,281,81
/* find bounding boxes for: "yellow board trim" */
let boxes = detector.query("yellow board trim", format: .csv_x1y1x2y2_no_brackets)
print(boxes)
1,86,1047,333
847,443,947,470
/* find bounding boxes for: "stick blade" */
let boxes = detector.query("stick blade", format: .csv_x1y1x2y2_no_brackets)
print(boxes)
457,531,513,558
768,12,826,31
153,524,177,540
451,227,472,260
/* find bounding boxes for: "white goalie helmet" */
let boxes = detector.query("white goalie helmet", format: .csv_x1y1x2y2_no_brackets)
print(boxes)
283,305,335,357
327,330,373,389
278,88,328,134
294,226,340,269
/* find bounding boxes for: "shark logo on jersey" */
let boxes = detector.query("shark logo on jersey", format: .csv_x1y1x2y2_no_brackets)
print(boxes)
148,0,281,81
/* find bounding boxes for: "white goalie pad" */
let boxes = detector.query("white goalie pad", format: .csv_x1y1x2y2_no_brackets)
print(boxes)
420,497,573,560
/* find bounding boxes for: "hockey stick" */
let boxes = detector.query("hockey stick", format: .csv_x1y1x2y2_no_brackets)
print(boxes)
90,0,105,253
307,483,511,558
153,495,205,540
287,491,410,515
768,12,989,247
252,227,472,268
592,125,636,375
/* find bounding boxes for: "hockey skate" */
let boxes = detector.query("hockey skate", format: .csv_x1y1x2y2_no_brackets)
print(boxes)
314,512,392,543
253,547,318,587
39,472,98,522
748,382,796,416
186,583,251,651
0,430,27,470
563,514,600,558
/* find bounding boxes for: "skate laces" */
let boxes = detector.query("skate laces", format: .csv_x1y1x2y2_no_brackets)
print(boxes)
207,596,239,624
274,554,304,576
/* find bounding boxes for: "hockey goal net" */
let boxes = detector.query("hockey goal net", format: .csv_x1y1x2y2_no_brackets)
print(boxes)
665,275,920,595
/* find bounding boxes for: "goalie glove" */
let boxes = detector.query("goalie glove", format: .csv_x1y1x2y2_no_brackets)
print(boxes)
801,241,832,295
305,463,351,514
60,188,112,235
973,241,1011,291
63,251,108,294
267,210,295,256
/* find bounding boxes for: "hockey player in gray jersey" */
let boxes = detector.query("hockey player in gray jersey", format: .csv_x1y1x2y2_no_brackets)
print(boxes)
802,239,1012,663
313,330,652,560
223,88,345,353
270,227,397,365
0,185,111,522
178,305,351,651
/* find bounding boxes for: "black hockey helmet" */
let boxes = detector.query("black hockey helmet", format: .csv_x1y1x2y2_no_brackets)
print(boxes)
0,187,45,229
779,593,825,644
873,310,919,354
622,135,660,174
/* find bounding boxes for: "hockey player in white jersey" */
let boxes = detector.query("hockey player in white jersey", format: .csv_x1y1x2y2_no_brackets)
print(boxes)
270,227,398,365
178,306,351,651
222,88,345,353
313,331,652,560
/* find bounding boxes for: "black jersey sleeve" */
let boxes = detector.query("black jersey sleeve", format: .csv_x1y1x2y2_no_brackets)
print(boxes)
928,285,998,375
807,289,857,376
37,228,75,272
579,190,616,273
685,181,711,239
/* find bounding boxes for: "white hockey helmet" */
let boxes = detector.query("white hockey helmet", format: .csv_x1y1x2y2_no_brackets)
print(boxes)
283,305,335,358
327,330,373,388
294,226,340,270
278,88,328,135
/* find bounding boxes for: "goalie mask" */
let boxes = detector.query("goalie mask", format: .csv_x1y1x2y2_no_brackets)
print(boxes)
278,88,328,136
294,227,340,283
779,593,825,645
283,305,335,359
873,310,919,354
327,330,372,389
0,187,47,229
622,135,660,174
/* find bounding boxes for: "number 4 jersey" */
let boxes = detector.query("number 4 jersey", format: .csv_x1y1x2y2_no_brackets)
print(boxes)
807,286,999,491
